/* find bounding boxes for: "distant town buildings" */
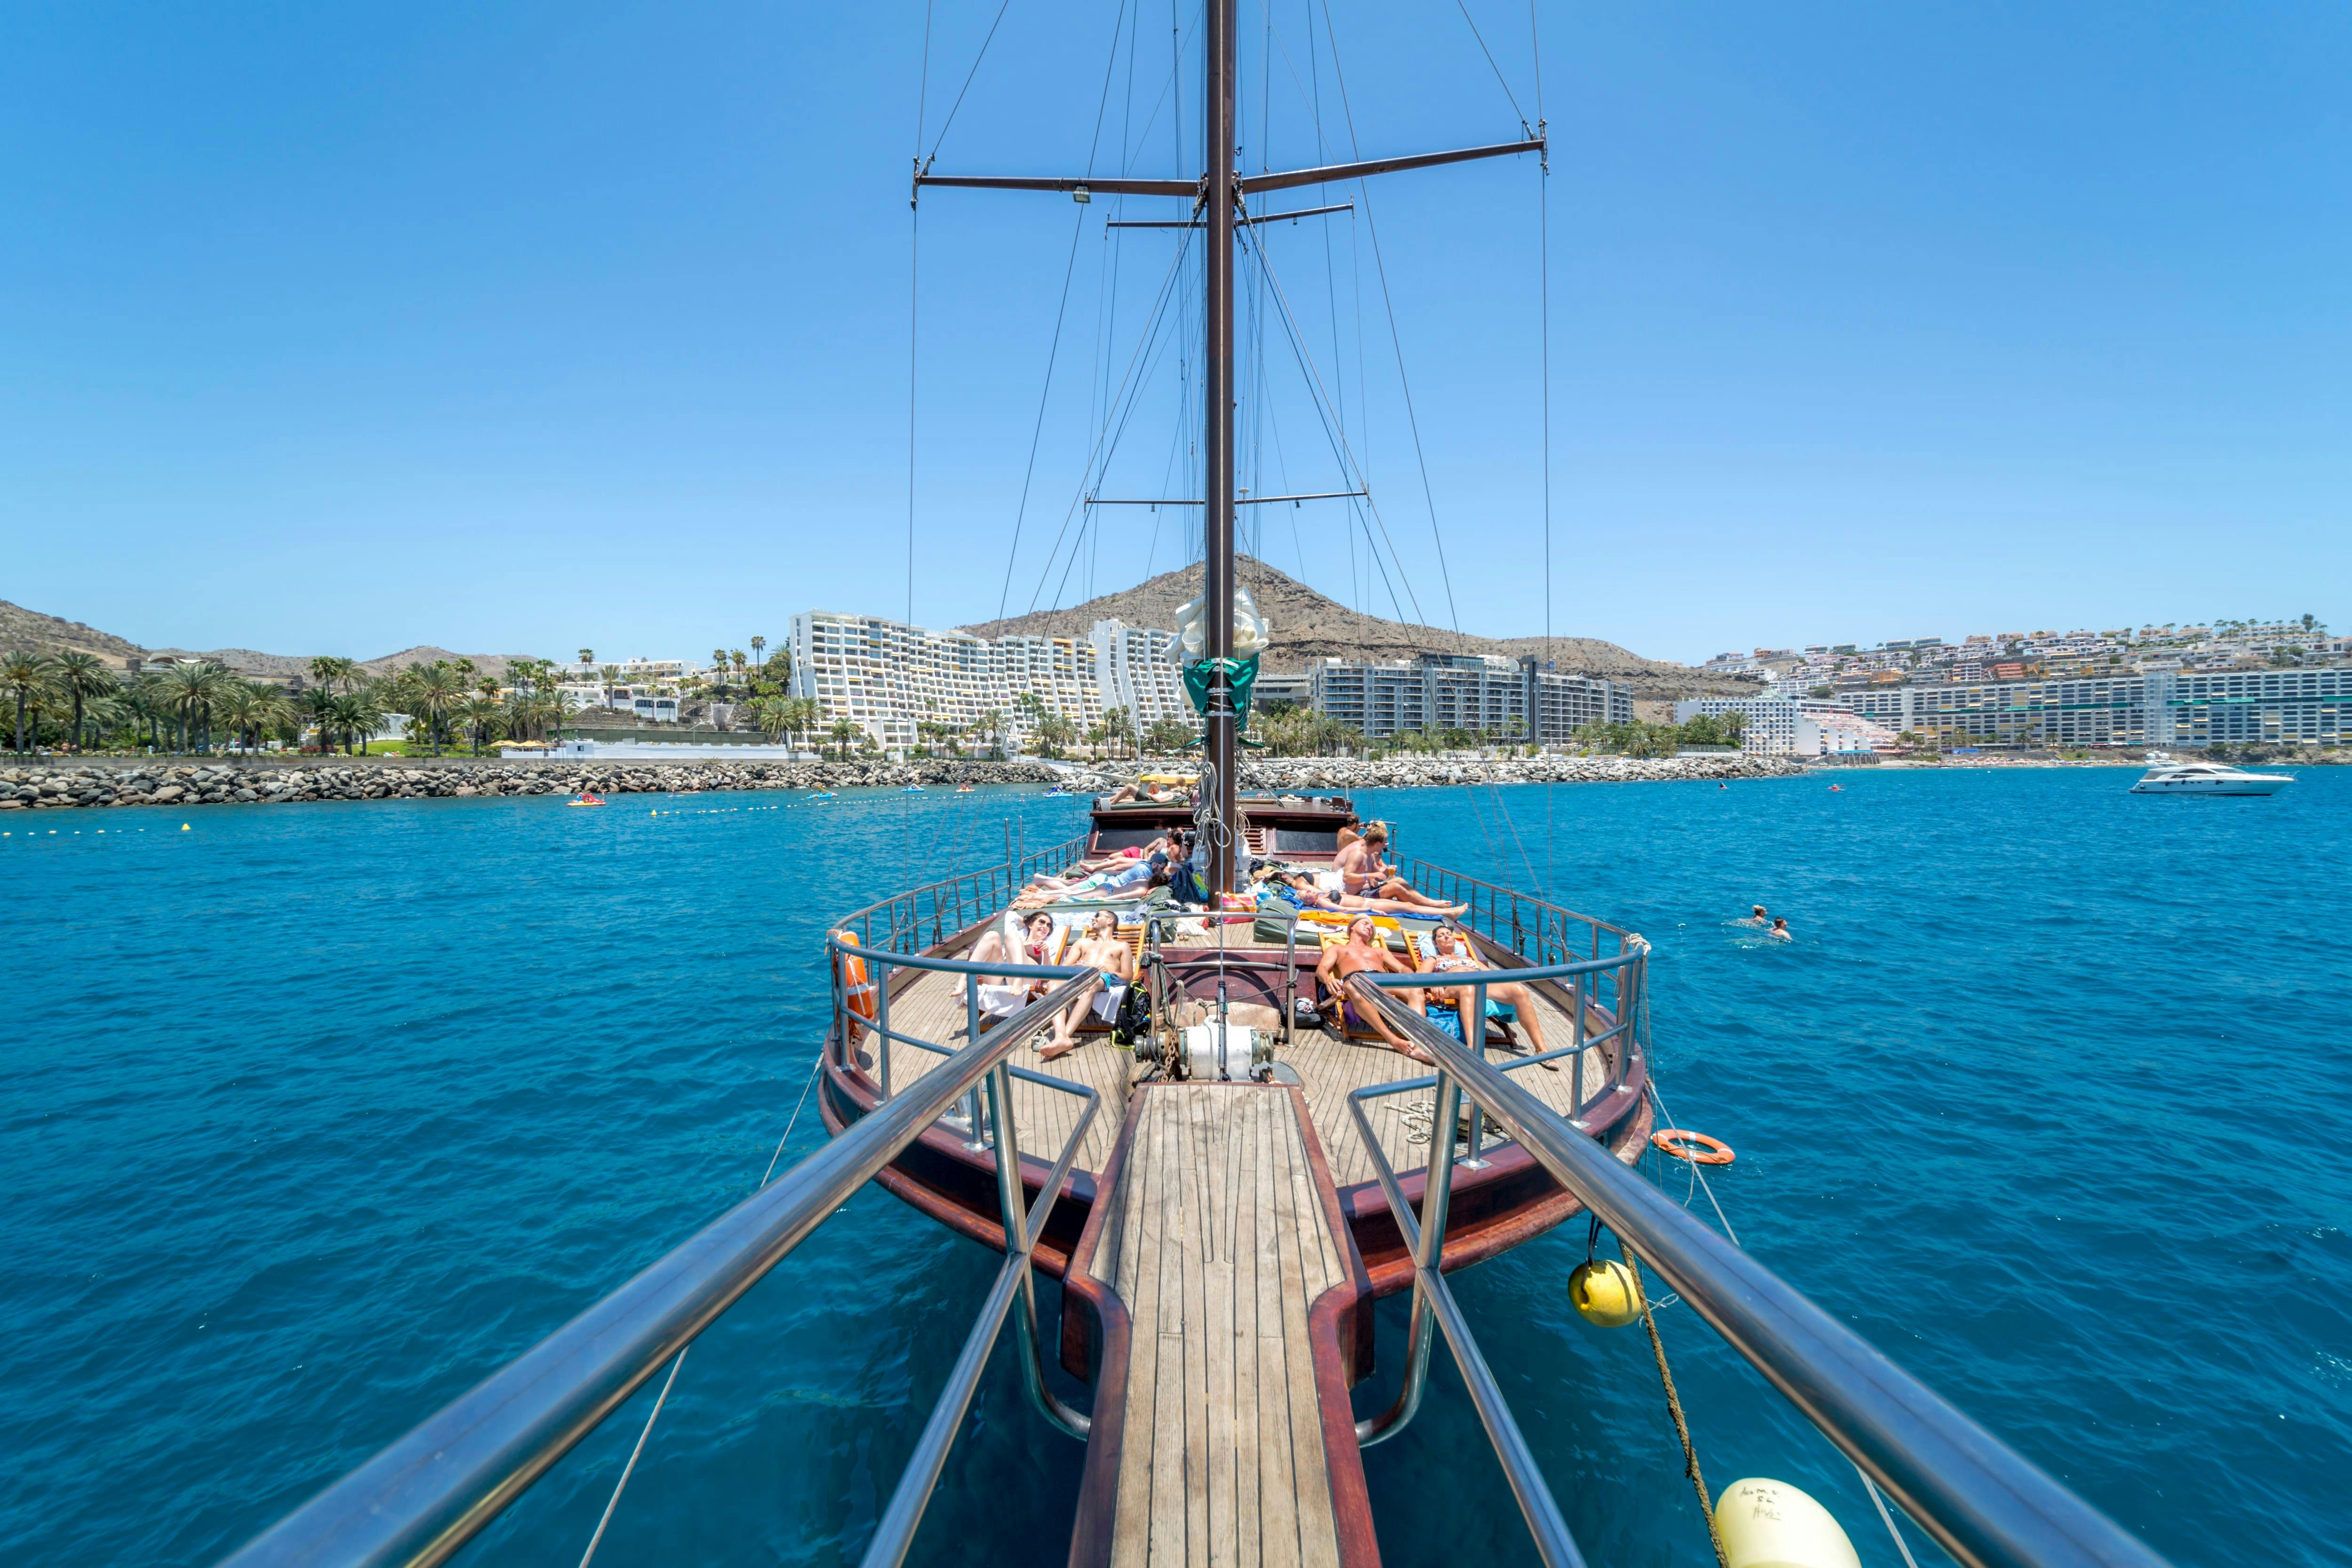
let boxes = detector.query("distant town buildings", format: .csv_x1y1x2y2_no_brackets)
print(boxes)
1698,617,2346,751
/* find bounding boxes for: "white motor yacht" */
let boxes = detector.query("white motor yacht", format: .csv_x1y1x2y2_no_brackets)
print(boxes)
2130,753,2294,796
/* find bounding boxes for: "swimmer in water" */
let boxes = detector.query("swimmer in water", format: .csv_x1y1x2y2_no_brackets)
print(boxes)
1768,916,1792,940
1740,904,1768,927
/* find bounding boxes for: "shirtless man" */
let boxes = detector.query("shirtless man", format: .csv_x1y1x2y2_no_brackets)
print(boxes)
1106,782,1181,805
1332,826,1456,911
1040,910,1136,1060
1421,925,1552,1065
1315,914,1431,1062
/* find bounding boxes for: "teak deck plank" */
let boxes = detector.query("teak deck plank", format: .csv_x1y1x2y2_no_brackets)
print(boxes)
1083,1085,1353,1567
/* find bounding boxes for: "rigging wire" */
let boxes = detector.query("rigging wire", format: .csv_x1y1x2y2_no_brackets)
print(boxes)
574,1047,830,1568
1313,0,1466,648
997,211,1094,624
923,0,1017,164
1454,0,1532,133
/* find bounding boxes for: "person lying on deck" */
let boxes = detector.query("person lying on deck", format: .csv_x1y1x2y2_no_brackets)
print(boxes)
1332,825,1456,911
1040,909,1136,1060
963,911,1059,1027
1016,856,1169,909
1263,870,1466,919
1421,925,1551,1062
1105,782,1181,805
1314,913,1431,1062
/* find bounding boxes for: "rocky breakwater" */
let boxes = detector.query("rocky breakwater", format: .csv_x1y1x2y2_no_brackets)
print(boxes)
0,757,1062,811
1055,751,1804,794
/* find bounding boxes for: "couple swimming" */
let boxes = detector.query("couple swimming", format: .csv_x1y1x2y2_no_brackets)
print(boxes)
1741,904,1793,940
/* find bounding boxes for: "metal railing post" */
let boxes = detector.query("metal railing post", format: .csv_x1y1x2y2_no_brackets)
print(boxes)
876,955,894,1100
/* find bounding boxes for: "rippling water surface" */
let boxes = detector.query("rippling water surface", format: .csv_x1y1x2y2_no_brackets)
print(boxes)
5,767,2346,1567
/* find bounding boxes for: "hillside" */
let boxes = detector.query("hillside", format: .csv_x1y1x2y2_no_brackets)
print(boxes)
960,557,1757,700
0,600,536,682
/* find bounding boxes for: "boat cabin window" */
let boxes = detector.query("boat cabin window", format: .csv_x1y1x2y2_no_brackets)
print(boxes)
1272,828,1342,854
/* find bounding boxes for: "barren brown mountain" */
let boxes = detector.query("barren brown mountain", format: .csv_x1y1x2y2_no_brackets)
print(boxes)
0,600,535,683
960,557,1756,700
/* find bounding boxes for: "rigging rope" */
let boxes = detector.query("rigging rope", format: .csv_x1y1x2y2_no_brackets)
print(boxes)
1639,989,1928,1568
1627,1250,1734,1568
1313,0,1466,648
575,1047,829,1568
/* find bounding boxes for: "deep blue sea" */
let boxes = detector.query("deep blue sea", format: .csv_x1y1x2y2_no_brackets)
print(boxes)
6,766,2347,1568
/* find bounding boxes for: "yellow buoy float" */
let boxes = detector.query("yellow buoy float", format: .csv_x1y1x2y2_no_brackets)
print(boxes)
1567,1258,1645,1327
1714,1479,1860,1568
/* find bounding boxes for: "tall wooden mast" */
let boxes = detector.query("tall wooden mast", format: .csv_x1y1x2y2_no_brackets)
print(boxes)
1200,0,1240,891
913,10,1546,889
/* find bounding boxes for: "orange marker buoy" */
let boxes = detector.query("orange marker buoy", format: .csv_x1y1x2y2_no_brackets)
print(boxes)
1653,1128,1734,1165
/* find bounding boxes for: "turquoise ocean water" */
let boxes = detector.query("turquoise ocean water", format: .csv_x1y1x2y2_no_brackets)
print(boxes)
5,767,2347,1566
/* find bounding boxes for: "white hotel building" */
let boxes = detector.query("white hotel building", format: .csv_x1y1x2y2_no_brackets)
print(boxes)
788,611,1189,752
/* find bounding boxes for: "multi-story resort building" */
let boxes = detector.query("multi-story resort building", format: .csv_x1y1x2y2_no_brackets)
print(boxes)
788,611,1193,752
1310,654,1631,742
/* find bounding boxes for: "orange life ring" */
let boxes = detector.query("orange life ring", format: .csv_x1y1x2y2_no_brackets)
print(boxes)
1652,1128,1734,1166
834,932,878,1044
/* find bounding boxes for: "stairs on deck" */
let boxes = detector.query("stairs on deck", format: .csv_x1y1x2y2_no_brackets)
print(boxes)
1060,1083,1381,1568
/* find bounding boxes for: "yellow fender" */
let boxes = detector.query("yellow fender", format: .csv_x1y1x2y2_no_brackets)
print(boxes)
1714,1479,1861,1568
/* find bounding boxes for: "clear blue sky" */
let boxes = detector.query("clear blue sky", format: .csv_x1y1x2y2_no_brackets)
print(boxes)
3,2,2345,666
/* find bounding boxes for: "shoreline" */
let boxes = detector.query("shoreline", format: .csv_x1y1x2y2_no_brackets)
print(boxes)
4,750,1803,811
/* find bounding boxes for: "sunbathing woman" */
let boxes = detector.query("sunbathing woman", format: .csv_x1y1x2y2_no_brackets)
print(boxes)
1421,925,1552,1064
1264,870,1467,919
963,911,1059,1030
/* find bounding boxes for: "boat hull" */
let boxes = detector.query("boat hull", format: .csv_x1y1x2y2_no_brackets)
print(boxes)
2130,776,2291,795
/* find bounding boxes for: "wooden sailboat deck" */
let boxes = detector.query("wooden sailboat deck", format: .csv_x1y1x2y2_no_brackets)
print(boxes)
1063,1083,1376,1568
860,953,1617,1191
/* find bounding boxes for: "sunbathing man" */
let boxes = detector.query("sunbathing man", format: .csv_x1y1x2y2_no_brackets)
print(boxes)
1264,869,1466,918
1422,925,1553,1065
963,911,1059,1030
1314,914,1431,1062
1333,825,1457,911
1040,910,1136,1060
1105,781,1182,805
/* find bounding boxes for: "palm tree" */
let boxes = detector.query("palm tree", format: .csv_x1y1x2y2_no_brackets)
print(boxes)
750,635,766,672
602,665,623,703
827,718,860,760
710,649,729,696
977,708,1006,760
578,647,595,666
23,668,69,751
5,649,55,753
127,674,168,750
161,661,230,753
332,686,386,753
458,695,505,756
221,682,295,752
52,652,115,751
752,696,792,742
400,663,465,755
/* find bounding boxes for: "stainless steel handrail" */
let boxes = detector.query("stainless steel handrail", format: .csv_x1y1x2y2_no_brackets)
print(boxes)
1343,973,2173,1568
1405,858,1630,964
217,974,1098,1568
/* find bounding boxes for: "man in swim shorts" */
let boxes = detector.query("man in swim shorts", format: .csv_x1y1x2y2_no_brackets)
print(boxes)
1333,825,1457,911
1314,914,1430,1062
1041,909,1136,1060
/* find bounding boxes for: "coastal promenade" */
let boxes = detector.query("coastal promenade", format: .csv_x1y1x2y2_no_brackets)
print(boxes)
0,750,1800,811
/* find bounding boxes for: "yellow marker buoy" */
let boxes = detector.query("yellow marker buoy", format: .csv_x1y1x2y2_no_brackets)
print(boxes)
1714,1479,1860,1568
1567,1258,1644,1327
181,823,191,831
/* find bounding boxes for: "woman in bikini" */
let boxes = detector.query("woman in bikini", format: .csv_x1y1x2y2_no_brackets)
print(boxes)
1421,925,1551,1062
